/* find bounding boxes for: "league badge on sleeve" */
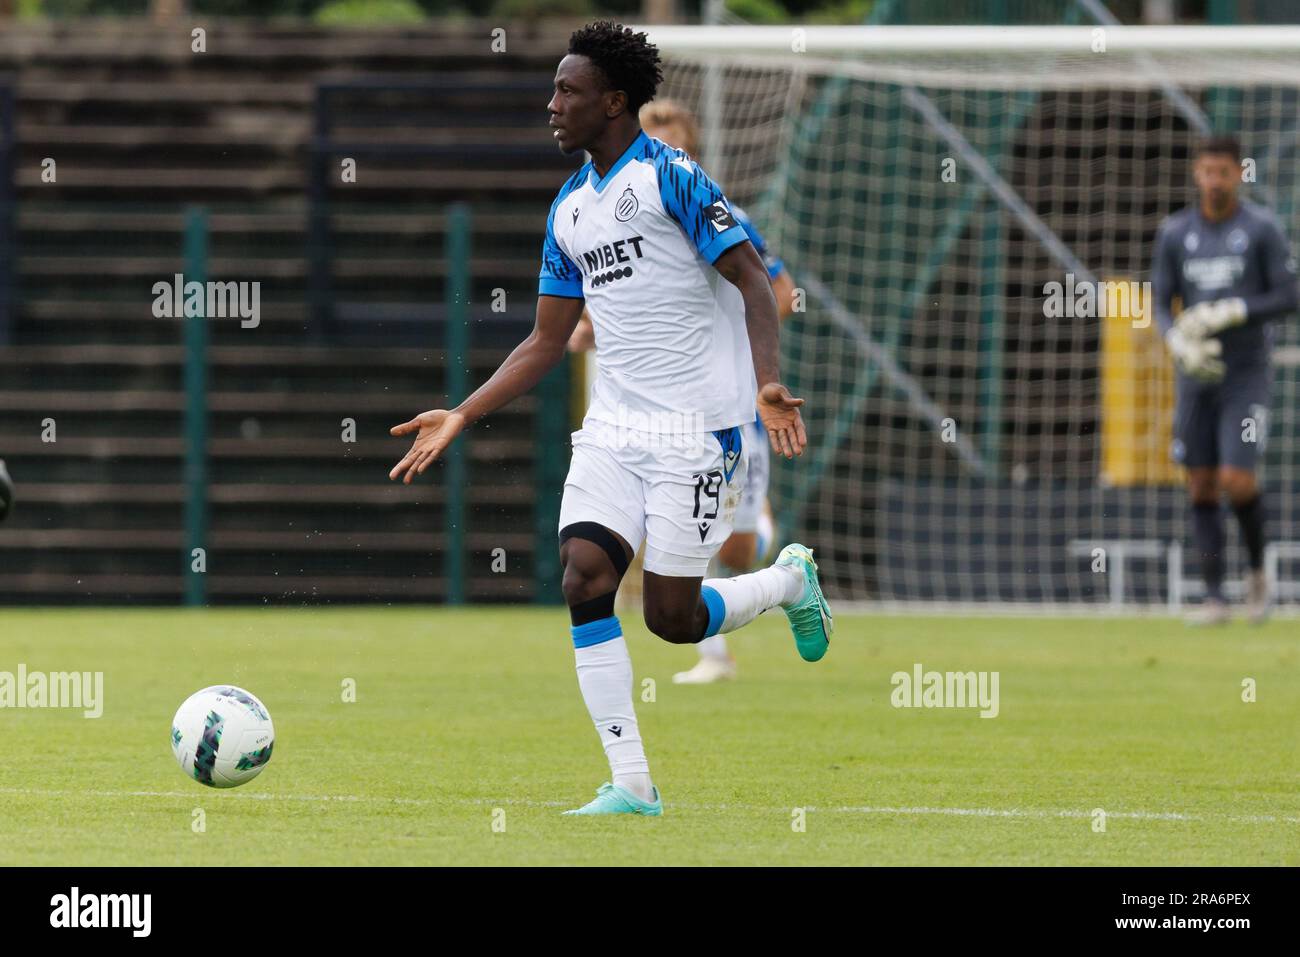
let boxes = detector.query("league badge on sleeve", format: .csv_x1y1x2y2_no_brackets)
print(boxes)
707,199,738,233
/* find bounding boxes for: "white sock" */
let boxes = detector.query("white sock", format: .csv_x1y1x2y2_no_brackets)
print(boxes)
614,771,654,802
697,633,730,660
573,629,653,801
702,564,803,635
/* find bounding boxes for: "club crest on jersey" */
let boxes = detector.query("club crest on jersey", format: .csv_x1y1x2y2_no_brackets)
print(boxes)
1227,228,1249,254
708,200,737,233
615,187,639,222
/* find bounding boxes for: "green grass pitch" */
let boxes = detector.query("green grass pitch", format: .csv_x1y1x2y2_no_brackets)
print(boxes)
0,607,1296,866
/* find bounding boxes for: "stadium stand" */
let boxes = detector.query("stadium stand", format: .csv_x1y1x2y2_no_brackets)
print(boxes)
0,20,578,603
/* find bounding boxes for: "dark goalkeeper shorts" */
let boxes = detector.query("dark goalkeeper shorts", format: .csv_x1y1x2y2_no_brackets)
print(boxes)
1171,364,1272,471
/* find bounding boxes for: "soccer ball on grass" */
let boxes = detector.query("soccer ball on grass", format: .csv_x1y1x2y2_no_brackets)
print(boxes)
171,685,275,788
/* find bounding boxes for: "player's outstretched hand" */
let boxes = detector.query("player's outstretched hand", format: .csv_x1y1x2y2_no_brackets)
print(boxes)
758,382,808,459
389,409,466,484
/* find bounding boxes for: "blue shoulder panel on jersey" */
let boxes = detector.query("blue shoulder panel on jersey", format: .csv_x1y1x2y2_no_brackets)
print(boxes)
733,205,785,279
538,165,589,299
651,140,749,265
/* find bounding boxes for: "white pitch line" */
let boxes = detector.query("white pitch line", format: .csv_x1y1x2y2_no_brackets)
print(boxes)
1,787,1296,825
821,805,1296,824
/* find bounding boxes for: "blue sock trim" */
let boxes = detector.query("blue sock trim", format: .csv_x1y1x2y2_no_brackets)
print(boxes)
571,615,623,649
700,585,726,638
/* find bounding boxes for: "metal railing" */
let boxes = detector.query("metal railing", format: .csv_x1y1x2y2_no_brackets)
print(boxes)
0,82,15,345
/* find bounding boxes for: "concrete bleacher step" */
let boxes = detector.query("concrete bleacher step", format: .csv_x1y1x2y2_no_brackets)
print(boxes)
15,481,534,507
0,573,536,603
0,343,545,392
0,20,570,63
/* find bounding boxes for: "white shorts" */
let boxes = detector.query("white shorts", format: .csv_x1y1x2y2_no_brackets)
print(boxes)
733,417,770,533
558,418,748,578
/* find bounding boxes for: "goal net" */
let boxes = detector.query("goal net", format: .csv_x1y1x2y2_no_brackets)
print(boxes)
648,25,1300,609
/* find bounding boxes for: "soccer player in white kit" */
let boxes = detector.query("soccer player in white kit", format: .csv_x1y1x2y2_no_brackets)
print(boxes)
568,99,798,684
389,21,832,816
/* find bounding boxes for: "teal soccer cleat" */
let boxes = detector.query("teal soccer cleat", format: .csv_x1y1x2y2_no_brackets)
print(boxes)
775,543,833,662
563,783,663,817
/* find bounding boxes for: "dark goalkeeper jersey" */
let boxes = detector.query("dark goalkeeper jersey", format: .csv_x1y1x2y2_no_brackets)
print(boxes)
1151,199,1298,370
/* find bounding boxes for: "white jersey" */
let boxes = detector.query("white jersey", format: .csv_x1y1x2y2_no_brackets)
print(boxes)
538,131,757,433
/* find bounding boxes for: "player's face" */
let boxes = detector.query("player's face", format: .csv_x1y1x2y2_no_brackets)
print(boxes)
548,55,613,155
1193,151,1240,212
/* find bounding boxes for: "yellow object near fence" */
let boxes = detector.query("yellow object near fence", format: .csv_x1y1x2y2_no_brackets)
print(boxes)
1100,280,1182,486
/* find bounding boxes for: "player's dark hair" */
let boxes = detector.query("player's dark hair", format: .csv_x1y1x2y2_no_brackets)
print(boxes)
1197,135,1241,163
567,20,663,115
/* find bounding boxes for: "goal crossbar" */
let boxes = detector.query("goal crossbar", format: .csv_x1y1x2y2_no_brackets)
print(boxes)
637,25,1300,54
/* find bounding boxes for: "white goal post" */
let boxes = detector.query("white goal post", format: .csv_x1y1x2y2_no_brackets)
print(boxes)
638,25,1300,52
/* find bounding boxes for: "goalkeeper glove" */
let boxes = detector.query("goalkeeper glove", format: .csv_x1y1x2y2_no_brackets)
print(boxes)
1166,326,1225,382
1175,297,1247,340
